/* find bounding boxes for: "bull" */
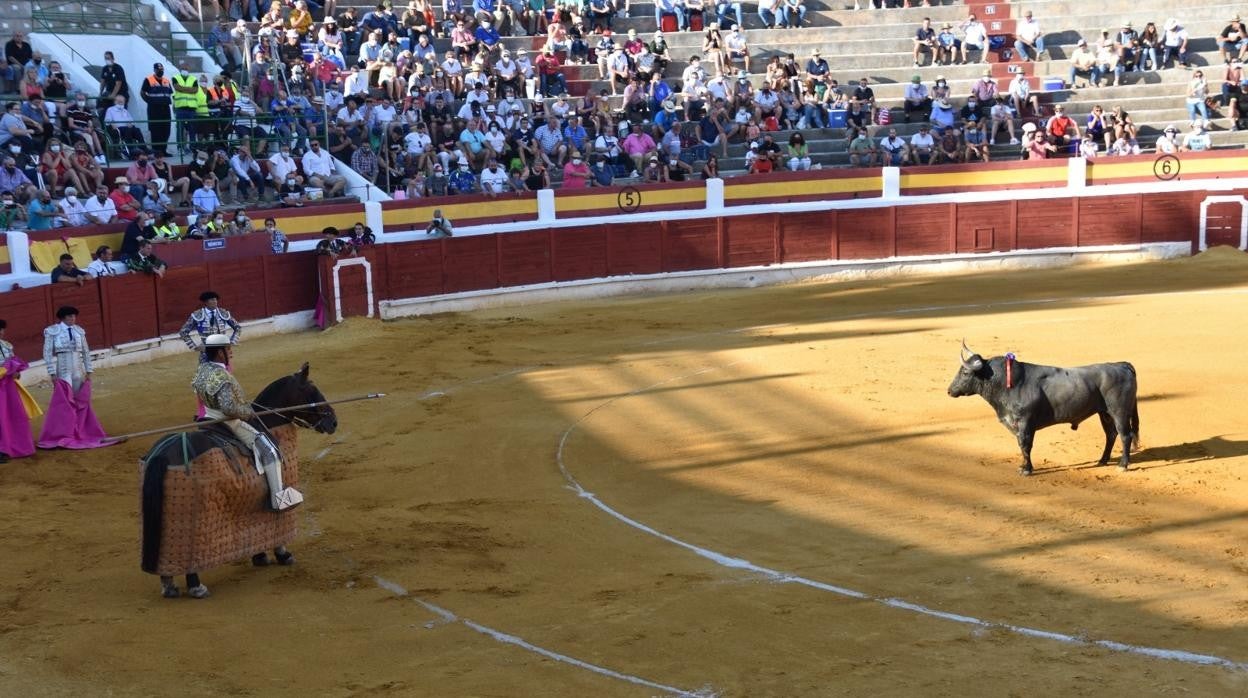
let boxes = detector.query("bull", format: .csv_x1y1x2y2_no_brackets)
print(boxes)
947,341,1139,476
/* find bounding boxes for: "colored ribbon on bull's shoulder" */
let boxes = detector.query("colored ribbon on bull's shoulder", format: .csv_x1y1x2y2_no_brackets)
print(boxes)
1005,352,1015,389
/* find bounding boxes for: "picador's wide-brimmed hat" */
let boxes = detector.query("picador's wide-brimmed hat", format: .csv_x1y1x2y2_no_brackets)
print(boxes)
203,334,232,348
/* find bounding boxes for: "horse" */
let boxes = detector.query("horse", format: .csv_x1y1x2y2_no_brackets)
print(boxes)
139,363,337,598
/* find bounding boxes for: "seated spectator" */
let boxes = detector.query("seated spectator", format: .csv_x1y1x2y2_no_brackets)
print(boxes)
1025,130,1057,160
150,211,181,242
757,0,780,30
903,75,931,123
125,240,167,277
448,160,478,194
1069,39,1101,88
51,253,89,285
65,93,106,163
989,97,1018,145
725,26,750,73
780,0,806,29
82,184,118,224
126,151,158,200
959,13,989,64
1,101,38,156
522,162,550,191
1078,133,1099,159
1008,72,1041,118
26,189,66,231
786,132,811,171
191,176,222,219
1162,18,1190,69
480,158,509,195
746,143,773,175
86,245,120,277
0,190,22,228
935,22,961,66
40,138,82,195
1086,104,1110,149
277,174,305,207
909,124,936,165
848,127,877,167
302,140,347,197
913,17,937,68
877,128,907,166
1219,14,1248,64
929,98,956,132
1014,9,1046,61
1181,122,1212,152
351,141,381,184
1045,104,1080,148
936,127,962,164
228,209,255,236
425,210,454,238
0,155,36,204
70,142,105,194
655,0,687,32
562,152,591,189
58,186,87,227
103,96,146,157
120,210,155,259
590,155,614,186
1096,38,1124,87
963,115,989,162
1155,125,1180,154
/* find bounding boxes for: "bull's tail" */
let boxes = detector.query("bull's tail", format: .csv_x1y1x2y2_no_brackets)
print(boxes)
1130,403,1142,451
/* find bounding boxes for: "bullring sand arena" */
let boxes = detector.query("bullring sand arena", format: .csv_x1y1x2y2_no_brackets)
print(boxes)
4,247,1248,697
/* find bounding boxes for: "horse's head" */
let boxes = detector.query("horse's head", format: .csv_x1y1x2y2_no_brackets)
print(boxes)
255,363,338,434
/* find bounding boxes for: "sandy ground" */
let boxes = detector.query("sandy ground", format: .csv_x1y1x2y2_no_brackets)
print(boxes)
2,248,1248,697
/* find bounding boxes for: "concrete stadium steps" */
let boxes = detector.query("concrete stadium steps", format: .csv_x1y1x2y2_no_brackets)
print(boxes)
1,1,34,38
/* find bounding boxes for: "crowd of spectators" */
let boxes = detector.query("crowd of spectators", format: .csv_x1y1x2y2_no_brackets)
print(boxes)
2,3,1247,245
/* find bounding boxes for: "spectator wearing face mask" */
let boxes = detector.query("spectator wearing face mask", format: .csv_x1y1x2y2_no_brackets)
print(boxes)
561,151,590,189
448,159,478,194
58,186,87,227
278,173,306,208
264,218,289,253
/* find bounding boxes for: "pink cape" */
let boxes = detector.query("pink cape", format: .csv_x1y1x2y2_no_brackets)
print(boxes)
0,357,36,458
38,379,111,450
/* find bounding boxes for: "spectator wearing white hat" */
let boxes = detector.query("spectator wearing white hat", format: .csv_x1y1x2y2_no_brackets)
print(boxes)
1162,18,1190,68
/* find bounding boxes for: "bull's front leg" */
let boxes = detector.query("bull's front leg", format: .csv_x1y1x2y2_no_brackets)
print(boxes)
1015,423,1036,476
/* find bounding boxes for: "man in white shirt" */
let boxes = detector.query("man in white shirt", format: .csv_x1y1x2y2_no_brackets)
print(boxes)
682,56,707,93
989,97,1018,145
1014,10,1046,61
479,159,508,196
82,184,119,224
1008,73,1040,117
1155,125,1180,154
878,128,909,166
301,140,347,196
229,145,265,201
343,64,369,99
268,145,300,185
324,81,346,113
960,13,989,64
58,187,88,227
909,124,936,165
369,97,398,139
403,123,433,171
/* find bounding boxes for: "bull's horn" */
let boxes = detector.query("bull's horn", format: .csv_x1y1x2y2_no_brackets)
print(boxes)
960,339,973,362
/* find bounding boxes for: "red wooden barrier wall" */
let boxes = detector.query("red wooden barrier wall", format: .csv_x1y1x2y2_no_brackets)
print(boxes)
0,251,319,361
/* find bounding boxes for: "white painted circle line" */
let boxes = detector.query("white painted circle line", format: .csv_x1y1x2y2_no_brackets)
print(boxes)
553,366,1248,673
373,577,717,697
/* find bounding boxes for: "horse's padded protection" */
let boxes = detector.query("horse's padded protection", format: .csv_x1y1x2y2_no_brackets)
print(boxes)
141,424,301,576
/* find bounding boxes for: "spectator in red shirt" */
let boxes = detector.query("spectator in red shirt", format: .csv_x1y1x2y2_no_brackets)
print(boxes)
535,47,568,97
108,175,141,222
1045,103,1080,148
561,151,591,189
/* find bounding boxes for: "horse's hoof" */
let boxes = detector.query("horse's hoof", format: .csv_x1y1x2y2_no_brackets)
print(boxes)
1118,465,1129,472
161,585,180,599
275,551,296,566
252,553,271,567
187,584,211,599
1019,467,1033,476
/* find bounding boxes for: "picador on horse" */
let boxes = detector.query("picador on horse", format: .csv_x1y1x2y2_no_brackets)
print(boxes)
140,334,337,599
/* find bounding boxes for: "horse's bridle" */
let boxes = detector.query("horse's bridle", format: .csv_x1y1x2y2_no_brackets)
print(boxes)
253,399,334,432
